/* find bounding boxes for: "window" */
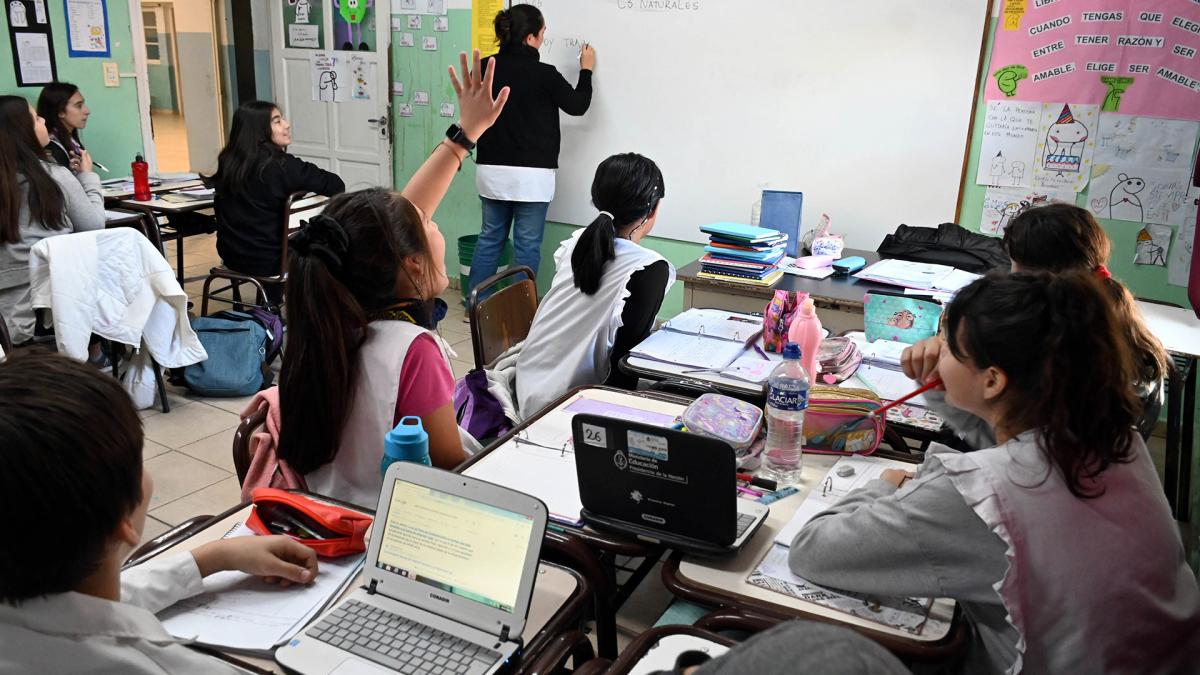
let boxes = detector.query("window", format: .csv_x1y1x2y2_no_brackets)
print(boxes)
142,6,165,64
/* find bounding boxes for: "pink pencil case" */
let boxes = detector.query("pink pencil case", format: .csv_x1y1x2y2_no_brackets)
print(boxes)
803,385,883,455
682,393,764,452
794,255,834,269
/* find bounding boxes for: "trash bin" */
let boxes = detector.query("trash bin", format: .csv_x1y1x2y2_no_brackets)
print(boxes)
457,234,513,296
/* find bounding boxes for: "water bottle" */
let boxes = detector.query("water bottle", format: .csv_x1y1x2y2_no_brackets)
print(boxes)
381,416,430,477
132,154,151,201
763,342,809,485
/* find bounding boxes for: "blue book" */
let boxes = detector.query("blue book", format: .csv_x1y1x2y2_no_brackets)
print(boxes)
700,222,786,244
703,245,785,264
759,190,803,257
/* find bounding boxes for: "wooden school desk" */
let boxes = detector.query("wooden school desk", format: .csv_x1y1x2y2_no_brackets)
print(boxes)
1137,300,1200,521
126,495,593,675
678,249,896,334
660,449,966,663
459,386,695,659
101,177,206,201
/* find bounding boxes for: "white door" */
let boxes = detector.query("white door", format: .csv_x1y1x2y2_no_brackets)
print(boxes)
270,0,392,191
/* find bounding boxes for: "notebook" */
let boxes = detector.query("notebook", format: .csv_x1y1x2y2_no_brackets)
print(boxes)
700,221,788,244
758,190,803,257
275,462,548,675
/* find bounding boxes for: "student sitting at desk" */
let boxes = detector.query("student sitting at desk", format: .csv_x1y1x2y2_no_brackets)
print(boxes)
0,95,104,344
516,153,674,416
210,101,345,285
276,51,508,508
0,351,319,674
36,82,90,172
902,203,1169,448
790,272,1200,674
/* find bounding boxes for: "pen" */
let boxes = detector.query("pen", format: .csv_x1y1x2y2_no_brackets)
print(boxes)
736,485,763,498
92,160,109,172
736,473,778,491
753,344,769,360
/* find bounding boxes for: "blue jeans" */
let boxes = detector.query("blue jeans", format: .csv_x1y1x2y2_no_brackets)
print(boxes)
468,197,550,297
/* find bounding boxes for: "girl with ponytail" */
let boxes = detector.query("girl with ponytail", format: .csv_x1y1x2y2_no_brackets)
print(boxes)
791,272,1200,674
903,203,1169,447
516,153,672,416
277,51,509,508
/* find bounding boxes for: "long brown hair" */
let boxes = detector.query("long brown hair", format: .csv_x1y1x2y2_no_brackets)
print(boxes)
0,96,66,244
278,188,439,474
945,271,1141,497
36,82,81,150
1002,203,1169,384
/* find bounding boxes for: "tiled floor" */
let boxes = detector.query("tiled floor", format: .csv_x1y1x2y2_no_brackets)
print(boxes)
151,111,191,174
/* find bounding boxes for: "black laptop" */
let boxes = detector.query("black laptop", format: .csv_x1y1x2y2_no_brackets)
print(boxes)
571,414,769,556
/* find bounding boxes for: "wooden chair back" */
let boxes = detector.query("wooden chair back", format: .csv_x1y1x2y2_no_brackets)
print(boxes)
467,266,538,370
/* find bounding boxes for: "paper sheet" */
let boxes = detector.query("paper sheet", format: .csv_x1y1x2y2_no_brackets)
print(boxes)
720,354,777,384
854,259,956,290
1032,103,1098,192
157,523,365,652
774,455,918,547
15,33,53,84
748,544,947,635
1094,115,1200,172
1087,166,1195,226
854,364,928,406
846,333,906,368
980,186,1077,234
65,0,108,55
1168,215,1196,288
976,100,1041,187
310,53,346,102
662,308,762,343
1134,224,1173,267
630,331,745,371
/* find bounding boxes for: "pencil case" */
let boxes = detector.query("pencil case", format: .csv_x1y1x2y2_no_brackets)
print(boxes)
816,337,862,385
246,488,373,558
762,290,805,353
681,393,764,452
803,385,883,455
863,292,942,344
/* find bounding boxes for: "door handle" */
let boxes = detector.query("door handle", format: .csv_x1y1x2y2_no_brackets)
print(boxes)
368,117,387,125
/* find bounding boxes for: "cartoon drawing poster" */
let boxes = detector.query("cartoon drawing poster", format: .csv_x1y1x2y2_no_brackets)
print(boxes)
1088,166,1195,225
332,0,376,52
987,0,1200,121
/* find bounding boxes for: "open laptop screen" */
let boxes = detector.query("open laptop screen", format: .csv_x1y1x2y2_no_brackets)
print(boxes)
376,479,535,613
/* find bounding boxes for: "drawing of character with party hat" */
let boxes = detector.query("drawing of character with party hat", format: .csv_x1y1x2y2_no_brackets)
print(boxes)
1043,104,1088,175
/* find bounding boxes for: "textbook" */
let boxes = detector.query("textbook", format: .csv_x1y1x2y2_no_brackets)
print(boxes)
697,269,784,287
700,221,787,244
702,245,785,264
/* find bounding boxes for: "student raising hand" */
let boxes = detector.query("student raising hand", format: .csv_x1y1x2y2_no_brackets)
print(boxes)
448,49,510,143
192,535,319,587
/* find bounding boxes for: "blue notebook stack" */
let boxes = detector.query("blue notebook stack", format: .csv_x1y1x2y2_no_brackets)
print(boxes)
697,222,788,286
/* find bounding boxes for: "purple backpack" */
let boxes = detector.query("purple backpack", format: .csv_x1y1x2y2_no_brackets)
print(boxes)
453,368,511,442
246,307,284,365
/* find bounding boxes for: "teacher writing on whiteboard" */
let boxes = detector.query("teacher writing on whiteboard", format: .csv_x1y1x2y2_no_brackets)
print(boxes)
468,4,596,296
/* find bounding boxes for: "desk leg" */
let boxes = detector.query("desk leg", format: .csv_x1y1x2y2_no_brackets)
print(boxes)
1167,358,1184,519
543,532,619,660
1180,358,1196,523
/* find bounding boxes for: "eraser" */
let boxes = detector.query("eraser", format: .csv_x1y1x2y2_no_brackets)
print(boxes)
795,255,834,269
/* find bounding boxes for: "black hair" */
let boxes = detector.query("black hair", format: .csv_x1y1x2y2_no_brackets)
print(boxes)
208,100,284,197
0,95,66,243
494,4,544,50
279,188,438,474
944,271,1140,498
36,82,81,149
0,350,144,604
571,153,665,295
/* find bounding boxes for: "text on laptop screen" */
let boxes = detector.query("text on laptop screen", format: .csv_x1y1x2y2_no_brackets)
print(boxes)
377,479,534,613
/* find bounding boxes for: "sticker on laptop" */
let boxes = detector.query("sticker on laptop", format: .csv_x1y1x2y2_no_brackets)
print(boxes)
581,423,607,448
627,430,668,461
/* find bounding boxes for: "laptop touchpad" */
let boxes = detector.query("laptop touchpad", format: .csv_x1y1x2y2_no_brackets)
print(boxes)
331,658,394,675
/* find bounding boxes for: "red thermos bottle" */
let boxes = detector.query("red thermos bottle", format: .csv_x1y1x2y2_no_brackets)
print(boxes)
132,154,151,201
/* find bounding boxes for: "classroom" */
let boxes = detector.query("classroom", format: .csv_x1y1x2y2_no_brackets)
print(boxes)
2,0,1200,673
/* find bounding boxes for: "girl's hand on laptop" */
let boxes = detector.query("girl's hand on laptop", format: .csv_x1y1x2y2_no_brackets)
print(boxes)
193,535,319,586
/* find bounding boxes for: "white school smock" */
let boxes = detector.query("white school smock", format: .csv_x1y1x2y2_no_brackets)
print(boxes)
0,554,243,674
476,165,556,203
306,320,447,509
932,432,1200,674
515,229,674,417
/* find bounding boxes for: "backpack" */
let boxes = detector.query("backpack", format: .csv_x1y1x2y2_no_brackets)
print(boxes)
184,311,272,397
453,368,511,443
245,307,284,365
877,223,1010,273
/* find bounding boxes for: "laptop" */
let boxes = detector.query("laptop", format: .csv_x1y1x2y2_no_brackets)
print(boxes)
571,414,769,556
276,462,548,675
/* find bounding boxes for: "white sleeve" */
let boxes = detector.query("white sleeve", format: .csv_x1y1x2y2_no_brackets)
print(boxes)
120,552,207,614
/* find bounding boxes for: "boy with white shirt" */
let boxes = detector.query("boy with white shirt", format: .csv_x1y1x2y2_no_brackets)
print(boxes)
0,351,319,674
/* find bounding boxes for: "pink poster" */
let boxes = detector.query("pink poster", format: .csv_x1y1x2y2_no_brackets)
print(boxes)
987,0,1200,120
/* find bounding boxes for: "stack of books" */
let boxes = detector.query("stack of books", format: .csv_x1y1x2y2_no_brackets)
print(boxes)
697,222,788,286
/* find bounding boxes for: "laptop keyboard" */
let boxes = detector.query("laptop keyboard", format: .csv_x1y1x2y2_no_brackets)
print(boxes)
306,599,503,675
735,513,756,538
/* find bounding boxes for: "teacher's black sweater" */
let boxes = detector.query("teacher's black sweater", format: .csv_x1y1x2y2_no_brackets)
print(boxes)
477,44,592,169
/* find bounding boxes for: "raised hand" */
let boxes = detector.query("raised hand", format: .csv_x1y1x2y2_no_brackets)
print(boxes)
447,49,510,143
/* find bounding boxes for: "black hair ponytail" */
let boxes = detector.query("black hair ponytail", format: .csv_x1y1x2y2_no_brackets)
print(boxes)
571,153,665,296
494,4,544,50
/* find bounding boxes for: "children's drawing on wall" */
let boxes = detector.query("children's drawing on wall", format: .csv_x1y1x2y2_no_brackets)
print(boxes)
309,52,349,102
980,186,1075,235
1133,224,1171,267
992,65,1027,98
350,55,369,100
976,100,1040,188
333,0,376,51
1032,102,1097,192
1168,215,1195,287
285,0,323,48
1094,115,1200,172
9,1,28,27
1088,167,1195,226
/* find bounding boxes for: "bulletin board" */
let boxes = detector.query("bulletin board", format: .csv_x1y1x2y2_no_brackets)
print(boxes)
5,0,58,86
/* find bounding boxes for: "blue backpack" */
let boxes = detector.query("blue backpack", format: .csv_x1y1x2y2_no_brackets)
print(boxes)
184,311,272,397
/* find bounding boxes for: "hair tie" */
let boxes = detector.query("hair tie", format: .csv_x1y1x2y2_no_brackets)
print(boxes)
290,214,350,271
598,210,614,220
1095,265,1112,280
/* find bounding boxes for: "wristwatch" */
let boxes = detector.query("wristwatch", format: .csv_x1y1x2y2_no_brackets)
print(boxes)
445,123,476,151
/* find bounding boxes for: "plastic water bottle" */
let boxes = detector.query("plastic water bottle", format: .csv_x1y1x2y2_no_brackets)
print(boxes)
131,154,151,201
763,342,808,485
381,416,430,477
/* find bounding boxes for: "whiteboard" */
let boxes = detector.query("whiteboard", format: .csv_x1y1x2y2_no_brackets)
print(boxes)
536,0,990,246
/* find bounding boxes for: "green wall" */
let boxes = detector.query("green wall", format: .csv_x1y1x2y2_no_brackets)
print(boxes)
0,0,144,173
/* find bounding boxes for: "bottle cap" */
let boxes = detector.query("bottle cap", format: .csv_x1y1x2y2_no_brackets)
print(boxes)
782,342,801,360
135,153,144,162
